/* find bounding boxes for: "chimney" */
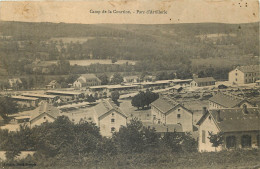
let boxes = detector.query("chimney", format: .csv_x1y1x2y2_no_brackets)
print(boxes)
243,104,248,114
216,110,222,122
203,107,208,115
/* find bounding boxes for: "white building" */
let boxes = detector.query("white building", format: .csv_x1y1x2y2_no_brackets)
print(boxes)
73,74,101,88
229,65,260,85
123,76,139,83
150,95,193,132
190,77,216,87
197,106,260,152
92,99,127,137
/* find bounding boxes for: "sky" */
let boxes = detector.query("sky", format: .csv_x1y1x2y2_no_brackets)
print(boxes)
0,0,259,24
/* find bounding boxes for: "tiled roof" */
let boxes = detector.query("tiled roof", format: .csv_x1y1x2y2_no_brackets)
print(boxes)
124,76,139,80
193,77,216,83
210,108,260,132
209,92,248,108
151,96,180,113
237,65,259,73
93,99,127,119
30,102,60,121
143,123,183,133
197,108,260,132
80,74,101,82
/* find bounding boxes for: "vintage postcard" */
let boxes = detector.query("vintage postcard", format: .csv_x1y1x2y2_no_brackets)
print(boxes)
0,0,259,168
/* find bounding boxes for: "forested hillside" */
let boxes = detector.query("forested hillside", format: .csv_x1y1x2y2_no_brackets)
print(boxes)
0,21,259,80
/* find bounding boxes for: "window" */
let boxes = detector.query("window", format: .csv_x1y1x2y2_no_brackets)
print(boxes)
202,130,206,143
43,117,46,119
226,136,236,149
235,73,237,76
177,114,181,118
208,116,211,121
111,118,115,123
235,78,237,81
241,135,251,148
178,109,181,111
112,113,114,116
111,127,115,132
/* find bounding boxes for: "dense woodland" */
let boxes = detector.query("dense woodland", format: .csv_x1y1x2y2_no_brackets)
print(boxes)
0,21,259,88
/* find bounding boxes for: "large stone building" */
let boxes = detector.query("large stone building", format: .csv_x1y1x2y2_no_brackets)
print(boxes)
150,95,193,132
73,74,101,88
92,99,127,137
209,92,255,110
197,106,260,152
190,77,216,87
30,102,60,128
229,65,260,85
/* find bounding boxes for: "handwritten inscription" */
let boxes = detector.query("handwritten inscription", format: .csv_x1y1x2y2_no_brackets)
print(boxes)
89,9,167,15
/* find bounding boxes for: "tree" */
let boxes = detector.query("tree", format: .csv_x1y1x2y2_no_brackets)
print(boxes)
110,73,123,84
113,118,159,153
111,57,117,64
131,90,159,110
111,90,120,103
162,132,197,153
86,94,96,103
0,97,18,119
207,131,223,151
57,59,70,74
98,73,109,85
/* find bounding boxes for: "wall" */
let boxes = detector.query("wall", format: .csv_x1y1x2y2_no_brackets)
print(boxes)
99,110,127,137
198,114,221,152
190,80,197,87
229,69,244,85
151,106,166,124
223,131,260,150
166,105,193,132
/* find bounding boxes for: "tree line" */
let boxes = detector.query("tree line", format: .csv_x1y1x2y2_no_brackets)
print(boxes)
0,117,197,163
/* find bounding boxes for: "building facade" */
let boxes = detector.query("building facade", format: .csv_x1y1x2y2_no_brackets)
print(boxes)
151,95,193,132
92,99,127,137
197,107,260,152
73,74,101,88
229,65,260,85
190,77,216,87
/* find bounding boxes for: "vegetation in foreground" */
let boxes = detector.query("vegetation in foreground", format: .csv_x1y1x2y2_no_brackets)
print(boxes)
0,116,259,168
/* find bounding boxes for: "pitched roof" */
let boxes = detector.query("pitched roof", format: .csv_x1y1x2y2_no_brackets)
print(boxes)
143,123,183,133
151,95,192,114
237,65,259,73
124,76,139,80
211,108,260,132
80,74,101,82
30,102,60,121
197,108,260,132
209,92,249,108
93,99,127,120
193,77,216,83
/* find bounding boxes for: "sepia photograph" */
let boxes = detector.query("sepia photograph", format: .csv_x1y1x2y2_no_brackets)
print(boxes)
0,0,259,168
